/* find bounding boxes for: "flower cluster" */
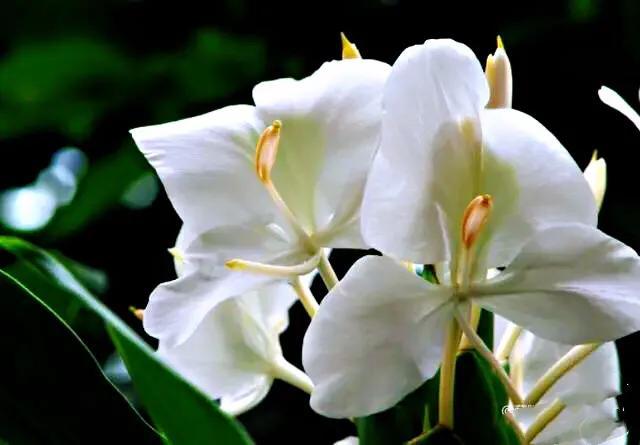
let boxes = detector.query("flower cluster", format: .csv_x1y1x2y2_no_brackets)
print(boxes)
131,35,639,444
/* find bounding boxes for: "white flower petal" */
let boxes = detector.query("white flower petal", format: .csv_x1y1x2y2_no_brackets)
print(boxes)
362,39,488,263
478,224,640,344
131,105,276,234
220,375,272,416
145,220,303,347
479,109,597,267
513,331,620,405
599,86,640,132
254,59,391,246
158,283,295,412
303,255,454,418
334,437,359,445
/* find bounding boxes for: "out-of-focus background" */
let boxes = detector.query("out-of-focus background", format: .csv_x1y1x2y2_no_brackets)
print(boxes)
1,0,639,443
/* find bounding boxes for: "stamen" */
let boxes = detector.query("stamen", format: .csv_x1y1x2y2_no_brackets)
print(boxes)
256,120,282,183
225,250,323,278
340,32,361,59
461,194,493,249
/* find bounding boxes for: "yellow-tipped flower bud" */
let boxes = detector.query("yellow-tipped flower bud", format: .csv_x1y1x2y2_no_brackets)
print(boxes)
129,306,144,321
255,120,282,183
583,150,607,210
461,194,493,249
485,35,512,109
340,32,361,60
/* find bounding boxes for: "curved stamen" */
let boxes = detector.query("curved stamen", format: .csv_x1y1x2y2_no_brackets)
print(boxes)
225,249,323,278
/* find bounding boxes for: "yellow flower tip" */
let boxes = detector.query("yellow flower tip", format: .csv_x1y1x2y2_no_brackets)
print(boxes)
461,194,493,249
129,306,144,321
168,246,183,261
496,35,504,50
584,151,607,210
485,36,512,109
255,120,282,183
340,32,361,59
225,259,246,271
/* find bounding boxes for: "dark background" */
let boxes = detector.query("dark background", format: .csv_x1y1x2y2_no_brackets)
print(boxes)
1,0,640,443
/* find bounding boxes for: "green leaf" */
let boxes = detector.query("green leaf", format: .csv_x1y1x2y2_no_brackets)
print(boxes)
476,309,494,350
356,372,440,445
453,351,519,445
0,269,160,444
411,426,465,445
0,237,254,445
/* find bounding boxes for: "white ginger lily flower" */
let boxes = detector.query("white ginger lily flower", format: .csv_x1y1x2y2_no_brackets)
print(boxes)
361,38,597,268
302,39,640,418
158,280,310,415
131,58,390,347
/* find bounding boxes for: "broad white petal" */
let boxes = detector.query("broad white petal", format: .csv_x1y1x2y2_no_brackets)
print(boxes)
145,222,304,347
158,298,271,400
303,255,454,418
158,283,294,412
478,224,640,344
254,59,391,246
599,86,640,132
131,105,277,233
515,398,619,445
362,39,489,263
479,109,598,267
512,331,620,405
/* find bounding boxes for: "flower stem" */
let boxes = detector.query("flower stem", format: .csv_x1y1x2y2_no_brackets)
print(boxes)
458,303,481,350
291,276,319,317
454,309,523,405
438,318,461,427
318,250,339,290
524,343,601,405
496,323,524,362
523,398,565,443
272,356,314,394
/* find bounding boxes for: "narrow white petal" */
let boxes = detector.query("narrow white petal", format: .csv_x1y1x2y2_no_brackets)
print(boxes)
362,39,488,263
303,255,454,418
131,105,276,234
478,224,640,343
254,59,391,245
599,86,640,132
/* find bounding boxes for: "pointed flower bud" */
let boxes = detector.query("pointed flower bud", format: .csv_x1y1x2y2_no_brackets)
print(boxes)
583,150,607,210
129,306,144,321
461,194,493,249
485,35,512,109
255,120,282,183
340,32,361,60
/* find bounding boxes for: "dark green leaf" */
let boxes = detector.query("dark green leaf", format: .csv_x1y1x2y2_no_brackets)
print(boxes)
356,372,440,445
476,309,494,356
410,426,465,445
0,237,254,445
0,269,159,445
453,351,519,445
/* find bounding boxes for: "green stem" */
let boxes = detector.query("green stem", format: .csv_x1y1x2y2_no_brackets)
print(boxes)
524,343,601,405
438,318,461,427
